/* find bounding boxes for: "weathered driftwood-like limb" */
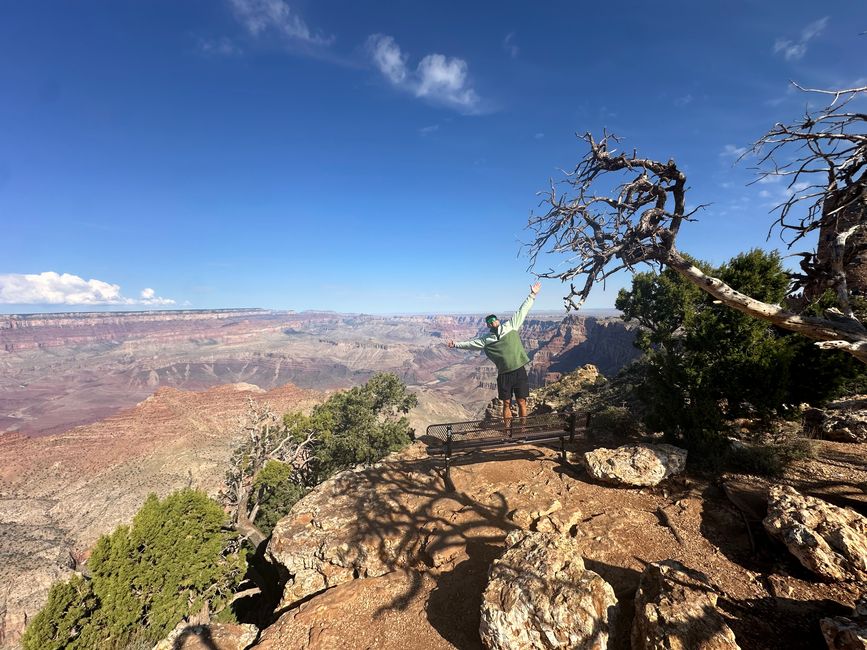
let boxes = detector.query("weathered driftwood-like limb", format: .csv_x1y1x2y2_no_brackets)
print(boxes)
665,249,867,363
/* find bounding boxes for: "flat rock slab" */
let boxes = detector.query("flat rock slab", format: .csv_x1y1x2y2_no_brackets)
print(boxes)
763,485,867,582
581,444,687,487
255,570,462,650
632,559,740,650
480,530,618,650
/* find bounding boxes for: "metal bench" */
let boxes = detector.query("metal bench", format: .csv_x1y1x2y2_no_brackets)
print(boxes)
425,411,590,489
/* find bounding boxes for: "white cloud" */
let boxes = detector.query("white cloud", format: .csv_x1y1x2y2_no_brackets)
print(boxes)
419,124,439,135
720,144,747,158
534,132,545,139
503,32,519,59
368,34,407,84
674,93,694,107
197,36,242,57
0,272,175,306
416,54,479,107
366,34,481,112
773,17,828,61
229,0,333,46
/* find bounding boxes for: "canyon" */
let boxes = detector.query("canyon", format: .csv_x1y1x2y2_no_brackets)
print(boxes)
0,307,639,647
0,308,637,437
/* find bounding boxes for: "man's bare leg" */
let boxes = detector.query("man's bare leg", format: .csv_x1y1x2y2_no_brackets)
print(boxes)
517,398,528,418
502,399,512,435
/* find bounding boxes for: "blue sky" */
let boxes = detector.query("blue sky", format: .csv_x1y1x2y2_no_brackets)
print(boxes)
1,1,865,314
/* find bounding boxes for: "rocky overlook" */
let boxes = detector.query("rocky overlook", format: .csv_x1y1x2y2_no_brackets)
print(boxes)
212,430,864,649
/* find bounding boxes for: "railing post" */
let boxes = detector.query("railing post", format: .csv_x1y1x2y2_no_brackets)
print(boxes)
445,424,453,483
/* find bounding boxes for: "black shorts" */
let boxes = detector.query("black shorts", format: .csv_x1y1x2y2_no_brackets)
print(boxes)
497,366,529,401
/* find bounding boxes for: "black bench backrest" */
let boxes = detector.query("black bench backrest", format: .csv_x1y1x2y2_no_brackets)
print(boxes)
425,412,581,446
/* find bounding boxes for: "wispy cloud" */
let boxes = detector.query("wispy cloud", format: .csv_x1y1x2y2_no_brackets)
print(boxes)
0,272,175,306
674,93,694,107
534,132,545,139
229,0,334,46
773,17,828,61
720,144,747,158
419,124,440,136
197,36,242,57
503,32,519,59
366,34,482,113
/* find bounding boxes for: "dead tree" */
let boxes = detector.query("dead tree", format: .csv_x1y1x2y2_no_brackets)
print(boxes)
527,84,866,364
221,397,316,547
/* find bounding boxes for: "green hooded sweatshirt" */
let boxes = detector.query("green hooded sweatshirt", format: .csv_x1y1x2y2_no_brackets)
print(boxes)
453,292,536,374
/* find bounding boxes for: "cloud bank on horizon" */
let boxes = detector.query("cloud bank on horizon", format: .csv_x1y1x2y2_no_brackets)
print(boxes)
0,273,175,306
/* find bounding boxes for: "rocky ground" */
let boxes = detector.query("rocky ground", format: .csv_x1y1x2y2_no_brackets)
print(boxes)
168,423,866,650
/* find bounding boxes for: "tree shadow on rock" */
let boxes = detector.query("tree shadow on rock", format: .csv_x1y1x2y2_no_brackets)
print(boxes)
583,559,643,650
698,483,788,574
719,595,850,650
425,542,503,650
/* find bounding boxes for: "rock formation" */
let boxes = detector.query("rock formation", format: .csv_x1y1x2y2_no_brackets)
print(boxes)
821,594,867,650
479,530,618,650
581,444,688,487
763,485,867,582
632,560,740,650
803,396,867,443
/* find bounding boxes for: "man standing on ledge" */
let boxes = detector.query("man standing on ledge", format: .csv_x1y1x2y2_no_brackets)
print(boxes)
447,282,541,430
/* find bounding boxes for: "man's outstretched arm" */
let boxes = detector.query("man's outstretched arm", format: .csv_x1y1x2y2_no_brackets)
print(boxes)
504,282,541,333
447,337,485,349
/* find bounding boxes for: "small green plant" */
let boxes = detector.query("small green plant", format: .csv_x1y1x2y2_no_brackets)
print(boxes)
252,460,305,536
22,490,244,650
726,438,816,477
588,406,640,439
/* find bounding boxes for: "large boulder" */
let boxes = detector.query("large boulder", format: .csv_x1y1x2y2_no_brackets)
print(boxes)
632,560,740,650
479,530,618,650
763,485,867,581
581,444,687,487
821,593,867,650
266,461,430,609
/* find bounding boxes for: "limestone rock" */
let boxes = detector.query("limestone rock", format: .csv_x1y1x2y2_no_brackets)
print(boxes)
631,560,740,650
803,398,867,443
152,622,258,650
479,530,618,649
763,485,867,581
266,448,445,610
581,444,687,487
821,594,867,650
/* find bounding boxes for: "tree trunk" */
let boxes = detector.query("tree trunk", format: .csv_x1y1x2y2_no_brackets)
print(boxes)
665,249,867,364
235,490,266,547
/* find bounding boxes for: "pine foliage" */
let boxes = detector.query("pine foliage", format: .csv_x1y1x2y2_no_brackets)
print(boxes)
22,490,244,650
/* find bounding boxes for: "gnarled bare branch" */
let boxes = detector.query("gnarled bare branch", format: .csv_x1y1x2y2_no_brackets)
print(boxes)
526,85,867,364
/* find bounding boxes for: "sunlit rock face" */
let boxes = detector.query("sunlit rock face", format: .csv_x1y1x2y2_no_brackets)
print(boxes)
479,530,618,650
581,444,688,487
763,485,867,582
